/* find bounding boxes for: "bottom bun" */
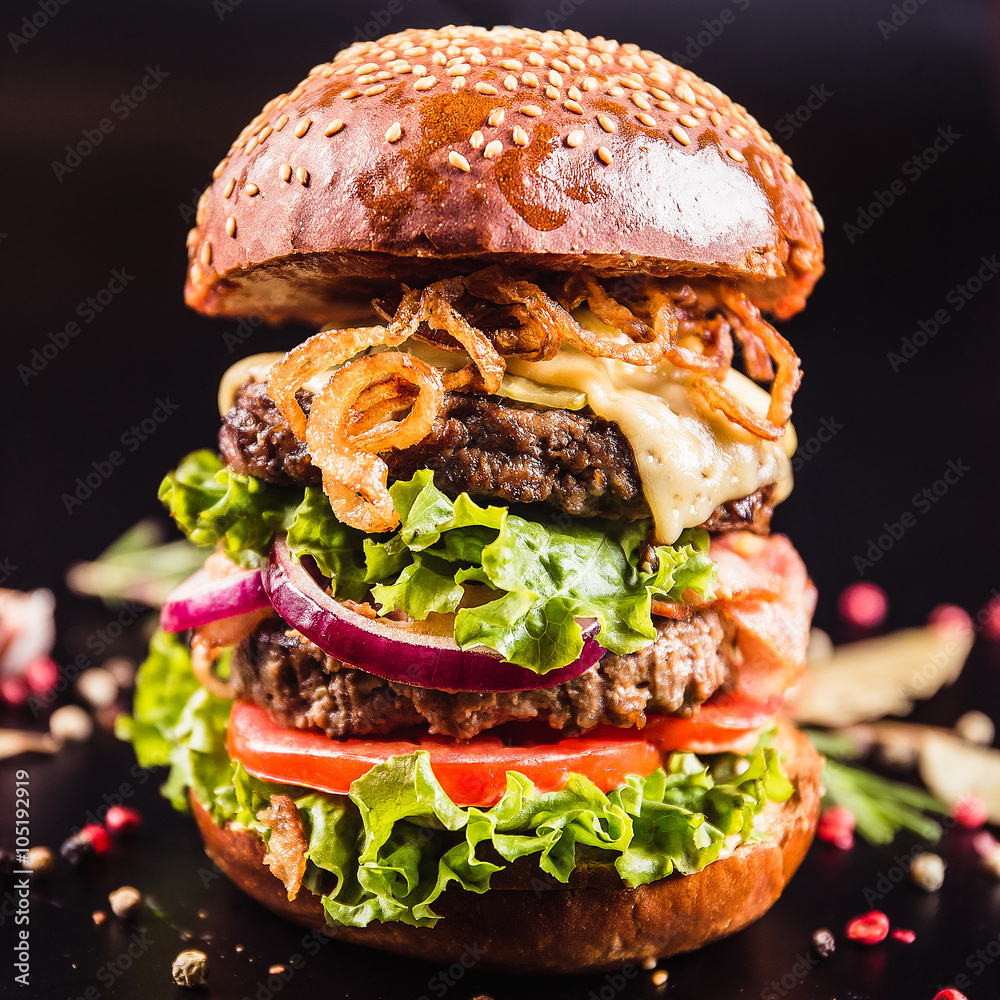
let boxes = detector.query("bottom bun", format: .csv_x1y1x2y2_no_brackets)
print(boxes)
192,717,822,974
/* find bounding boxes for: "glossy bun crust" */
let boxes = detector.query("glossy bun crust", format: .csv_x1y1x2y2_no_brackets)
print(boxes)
185,26,823,327
191,718,822,974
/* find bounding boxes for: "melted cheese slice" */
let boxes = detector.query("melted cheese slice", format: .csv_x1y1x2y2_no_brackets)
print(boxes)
506,316,795,544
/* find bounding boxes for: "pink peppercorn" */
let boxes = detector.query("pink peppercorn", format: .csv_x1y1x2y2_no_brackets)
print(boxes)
79,823,111,855
972,830,998,857
928,603,973,635
0,677,29,706
838,582,888,630
105,806,143,837
845,910,890,945
983,595,1000,642
25,656,59,694
892,928,916,943
933,990,969,1000
818,806,856,850
952,795,988,829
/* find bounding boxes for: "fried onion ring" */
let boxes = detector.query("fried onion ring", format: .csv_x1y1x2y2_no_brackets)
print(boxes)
305,353,444,532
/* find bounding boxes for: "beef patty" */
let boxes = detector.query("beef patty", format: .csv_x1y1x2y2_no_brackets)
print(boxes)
219,379,774,528
231,613,732,741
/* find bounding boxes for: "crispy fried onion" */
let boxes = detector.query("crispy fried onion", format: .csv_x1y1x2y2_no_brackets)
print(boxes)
306,352,444,532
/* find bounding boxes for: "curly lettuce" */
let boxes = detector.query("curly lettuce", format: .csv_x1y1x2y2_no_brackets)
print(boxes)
159,453,717,673
117,632,792,929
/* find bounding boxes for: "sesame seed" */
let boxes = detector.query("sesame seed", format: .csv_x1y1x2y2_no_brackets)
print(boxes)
212,158,228,179
483,139,503,158
678,114,698,128
356,62,379,74
548,70,563,86
522,71,538,87
597,145,613,164
296,166,309,185
637,112,655,126
225,216,237,237
200,241,212,266
597,113,617,133
503,74,518,91
567,55,585,71
342,89,360,99
564,100,584,115
551,58,569,73
385,121,402,142
476,81,498,95
189,262,203,284
244,182,259,196
696,94,716,110
279,163,292,182
568,85,582,100
608,86,625,97
365,83,386,96
487,108,505,127
671,125,691,145
245,136,258,155
545,85,559,100
412,65,427,76
527,51,543,65
501,59,521,70
451,76,466,89
375,70,391,80
294,118,312,138
448,150,471,172
259,126,272,142
275,114,290,132
223,177,236,198
414,76,437,91
676,82,696,104
470,52,486,66
760,160,775,182
324,119,344,136
658,100,679,112
566,129,585,147
632,93,651,110
520,104,542,117
512,125,528,146
727,147,746,161
403,46,426,56
582,76,597,90
432,50,446,65
469,129,485,149
649,87,669,100
447,63,471,76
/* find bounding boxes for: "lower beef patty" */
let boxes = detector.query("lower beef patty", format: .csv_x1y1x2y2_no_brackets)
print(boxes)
231,613,732,741
219,379,774,529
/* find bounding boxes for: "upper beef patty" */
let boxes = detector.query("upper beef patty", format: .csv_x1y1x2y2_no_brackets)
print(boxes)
231,612,732,740
219,379,775,528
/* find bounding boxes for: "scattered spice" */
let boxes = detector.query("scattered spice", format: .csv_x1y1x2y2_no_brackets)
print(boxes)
845,910,890,945
24,846,54,875
197,909,208,919
79,823,111,854
642,956,657,970
933,990,969,1000
172,949,208,988
910,852,946,892
951,795,988,829
892,928,916,943
76,667,118,709
818,806,856,849
105,805,142,837
651,970,668,987
838,582,888,629
49,705,94,743
60,832,95,868
108,886,143,920
92,910,106,925
269,964,286,975
25,657,59,694
811,927,836,958
955,710,995,746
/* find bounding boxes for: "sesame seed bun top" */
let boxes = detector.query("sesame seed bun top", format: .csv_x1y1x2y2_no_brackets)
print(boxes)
185,25,824,326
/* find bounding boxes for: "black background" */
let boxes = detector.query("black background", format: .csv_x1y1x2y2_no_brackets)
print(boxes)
3,1,1000,997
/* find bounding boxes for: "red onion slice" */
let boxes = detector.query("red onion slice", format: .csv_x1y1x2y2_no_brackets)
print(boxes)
264,535,604,692
161,566,270,633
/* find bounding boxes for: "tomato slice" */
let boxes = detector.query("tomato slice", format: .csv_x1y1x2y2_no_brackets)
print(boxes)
228,701,664,807
642,692,781,755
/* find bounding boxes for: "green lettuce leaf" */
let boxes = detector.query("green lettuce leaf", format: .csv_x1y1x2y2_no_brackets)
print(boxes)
118,629,788,930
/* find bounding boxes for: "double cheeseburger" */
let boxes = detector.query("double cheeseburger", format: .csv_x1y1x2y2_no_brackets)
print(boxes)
122,25,825,974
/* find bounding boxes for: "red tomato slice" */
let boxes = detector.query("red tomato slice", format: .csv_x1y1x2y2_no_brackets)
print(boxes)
228,701,664,808
641,692,781,755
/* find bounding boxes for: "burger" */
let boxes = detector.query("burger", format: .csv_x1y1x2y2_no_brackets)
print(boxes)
119,25,825,973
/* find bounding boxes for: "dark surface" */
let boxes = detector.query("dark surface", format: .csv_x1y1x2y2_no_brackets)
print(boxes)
3,0,1000,997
